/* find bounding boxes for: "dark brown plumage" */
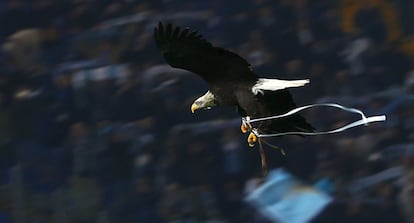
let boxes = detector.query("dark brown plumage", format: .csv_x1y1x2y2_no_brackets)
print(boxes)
154,22,314,134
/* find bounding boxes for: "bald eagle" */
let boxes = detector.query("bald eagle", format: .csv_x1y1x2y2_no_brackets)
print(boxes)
154,22,315,145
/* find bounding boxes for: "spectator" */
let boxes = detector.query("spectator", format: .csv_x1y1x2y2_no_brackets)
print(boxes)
398,169,414,223
354,0,388,44
60,173,103,223
2,1,413,222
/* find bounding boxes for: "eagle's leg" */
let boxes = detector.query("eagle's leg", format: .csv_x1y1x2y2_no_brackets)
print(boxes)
241,116,251,134
248,132,257,147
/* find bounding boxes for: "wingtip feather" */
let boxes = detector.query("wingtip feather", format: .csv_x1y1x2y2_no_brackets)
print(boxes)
179,28,190,39
172,26,180,38
166,23,172,36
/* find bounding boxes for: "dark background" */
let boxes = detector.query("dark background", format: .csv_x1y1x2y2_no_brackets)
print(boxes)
0,0,414,222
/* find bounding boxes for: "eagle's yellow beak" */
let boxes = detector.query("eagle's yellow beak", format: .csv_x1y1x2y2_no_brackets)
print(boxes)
191,103,199,113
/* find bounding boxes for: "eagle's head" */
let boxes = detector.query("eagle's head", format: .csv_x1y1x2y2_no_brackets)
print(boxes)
191,90,217,113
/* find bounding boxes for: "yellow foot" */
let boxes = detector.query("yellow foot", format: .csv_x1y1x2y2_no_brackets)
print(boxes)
241,123,248,133
241,116,251,134
248,132,257,147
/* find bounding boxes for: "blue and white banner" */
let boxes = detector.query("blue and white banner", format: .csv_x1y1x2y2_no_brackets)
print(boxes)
245,168,332,223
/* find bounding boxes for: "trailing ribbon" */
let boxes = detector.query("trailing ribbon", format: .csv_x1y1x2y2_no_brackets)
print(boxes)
242,103,386,138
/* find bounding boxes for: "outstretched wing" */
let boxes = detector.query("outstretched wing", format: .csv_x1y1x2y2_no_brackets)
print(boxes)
154,22,256,84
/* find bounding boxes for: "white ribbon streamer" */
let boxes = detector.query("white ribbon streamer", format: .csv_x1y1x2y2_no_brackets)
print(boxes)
242,103,386,138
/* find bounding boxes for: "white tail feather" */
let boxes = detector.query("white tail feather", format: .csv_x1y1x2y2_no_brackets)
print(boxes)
251,78,310,95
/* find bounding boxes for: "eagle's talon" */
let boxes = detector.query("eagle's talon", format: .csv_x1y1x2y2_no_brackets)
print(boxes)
241,123,248,133
248,132,257,147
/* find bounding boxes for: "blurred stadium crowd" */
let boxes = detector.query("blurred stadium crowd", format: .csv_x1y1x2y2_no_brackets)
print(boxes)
0,0,414,222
